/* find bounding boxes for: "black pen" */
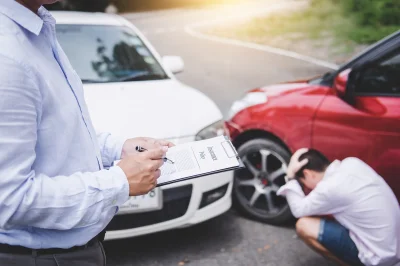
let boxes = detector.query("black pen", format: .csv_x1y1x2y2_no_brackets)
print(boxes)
136,146,175,164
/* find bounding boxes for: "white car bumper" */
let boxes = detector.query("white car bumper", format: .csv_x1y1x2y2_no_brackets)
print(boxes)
105,170,233,240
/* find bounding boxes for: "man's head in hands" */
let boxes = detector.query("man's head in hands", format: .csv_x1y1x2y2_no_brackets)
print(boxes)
286,148,330,190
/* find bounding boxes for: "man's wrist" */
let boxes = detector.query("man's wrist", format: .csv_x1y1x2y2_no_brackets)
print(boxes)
120,139,128,159
114,137,127,160
109,166,130,205
284,174,294,183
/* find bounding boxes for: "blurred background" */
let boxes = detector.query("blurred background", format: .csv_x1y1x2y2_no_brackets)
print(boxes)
47,0,246,12
47,0,400,64
46,1,399,265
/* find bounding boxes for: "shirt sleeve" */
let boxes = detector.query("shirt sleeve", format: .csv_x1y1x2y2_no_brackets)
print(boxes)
97,132,126,168
277,180,349,218
0,55,129,230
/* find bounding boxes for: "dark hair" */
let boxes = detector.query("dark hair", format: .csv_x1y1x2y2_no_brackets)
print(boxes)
295,149,330,180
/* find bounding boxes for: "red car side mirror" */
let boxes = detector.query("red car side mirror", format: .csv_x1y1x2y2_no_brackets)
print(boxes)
333,69,351,97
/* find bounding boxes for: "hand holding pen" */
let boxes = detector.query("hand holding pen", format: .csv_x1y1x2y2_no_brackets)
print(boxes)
136,146,175,164
117,146,166,196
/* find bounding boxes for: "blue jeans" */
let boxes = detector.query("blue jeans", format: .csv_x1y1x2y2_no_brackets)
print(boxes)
318,219,364,266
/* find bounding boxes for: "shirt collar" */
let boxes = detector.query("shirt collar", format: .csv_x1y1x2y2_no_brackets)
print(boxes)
0,0,55,36
324,160,341,178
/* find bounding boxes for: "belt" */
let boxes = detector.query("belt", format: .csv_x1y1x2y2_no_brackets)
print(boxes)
0,236,99,256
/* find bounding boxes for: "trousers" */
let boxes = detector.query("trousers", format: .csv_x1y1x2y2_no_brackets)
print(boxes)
0,241,106,266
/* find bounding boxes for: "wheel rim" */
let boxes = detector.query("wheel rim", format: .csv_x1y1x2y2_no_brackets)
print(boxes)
234,146,288,218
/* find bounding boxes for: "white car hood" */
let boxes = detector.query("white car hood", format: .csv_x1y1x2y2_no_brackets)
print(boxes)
83,79,222,140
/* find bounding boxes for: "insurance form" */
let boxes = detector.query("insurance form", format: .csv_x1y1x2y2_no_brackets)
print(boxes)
157,135,242,186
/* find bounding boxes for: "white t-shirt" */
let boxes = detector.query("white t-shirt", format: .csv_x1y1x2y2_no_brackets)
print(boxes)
278,158,400,266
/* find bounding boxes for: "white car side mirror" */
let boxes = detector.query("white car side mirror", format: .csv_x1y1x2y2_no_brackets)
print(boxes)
162,56,184,74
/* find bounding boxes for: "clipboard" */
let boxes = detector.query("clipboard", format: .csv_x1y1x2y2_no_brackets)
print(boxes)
156,136,245,187
157,158,245,187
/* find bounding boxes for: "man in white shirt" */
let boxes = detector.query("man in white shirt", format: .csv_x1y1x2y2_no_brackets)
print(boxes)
0,0,173,265
277,149,400,266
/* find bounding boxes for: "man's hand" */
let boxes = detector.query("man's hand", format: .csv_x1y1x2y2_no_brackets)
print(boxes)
121,137,174,159
117,147,167,196
285,148,309,182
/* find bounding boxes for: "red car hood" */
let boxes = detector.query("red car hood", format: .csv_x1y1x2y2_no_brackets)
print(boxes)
253,82,310,96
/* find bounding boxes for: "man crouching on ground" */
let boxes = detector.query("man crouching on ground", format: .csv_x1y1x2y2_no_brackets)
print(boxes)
277,148,400,266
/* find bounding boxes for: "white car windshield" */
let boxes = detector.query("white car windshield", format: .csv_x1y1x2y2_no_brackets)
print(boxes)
56,25,169,83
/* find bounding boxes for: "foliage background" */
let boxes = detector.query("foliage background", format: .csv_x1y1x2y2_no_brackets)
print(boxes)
314,0,400,43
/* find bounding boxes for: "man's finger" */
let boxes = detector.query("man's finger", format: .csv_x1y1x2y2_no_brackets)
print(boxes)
293,148,309,160
145,147,168,160
156,139,175,148
154,169,161,179
298,158,309,168
152,158,164,170
292,158,309,175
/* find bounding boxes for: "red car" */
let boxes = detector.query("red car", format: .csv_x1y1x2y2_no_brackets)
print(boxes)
226,31,400,224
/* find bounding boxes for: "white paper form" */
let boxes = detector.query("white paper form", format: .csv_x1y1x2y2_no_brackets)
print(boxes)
157,135,241,186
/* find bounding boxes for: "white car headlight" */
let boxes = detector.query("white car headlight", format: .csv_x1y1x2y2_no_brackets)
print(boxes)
227,92,267,120
195,120,229,141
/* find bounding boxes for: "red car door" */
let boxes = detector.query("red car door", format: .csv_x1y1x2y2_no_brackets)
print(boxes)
314,48,400,198
368,96,400,197
311,89,376,167
353,50,400,197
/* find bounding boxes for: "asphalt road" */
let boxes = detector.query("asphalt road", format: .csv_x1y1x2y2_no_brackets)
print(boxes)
104,1,335,265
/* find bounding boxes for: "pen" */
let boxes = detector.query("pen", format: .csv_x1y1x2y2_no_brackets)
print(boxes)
136,146,175,164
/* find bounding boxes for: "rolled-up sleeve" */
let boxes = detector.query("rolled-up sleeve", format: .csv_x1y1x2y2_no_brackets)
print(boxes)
97,132,126,168
0,55,129,230
277,180,349,218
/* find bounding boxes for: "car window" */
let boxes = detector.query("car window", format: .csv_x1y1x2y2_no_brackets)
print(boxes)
56,25,169,83
356,49,400,95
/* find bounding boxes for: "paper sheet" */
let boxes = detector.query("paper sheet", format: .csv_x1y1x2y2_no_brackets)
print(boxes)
157,135,240,186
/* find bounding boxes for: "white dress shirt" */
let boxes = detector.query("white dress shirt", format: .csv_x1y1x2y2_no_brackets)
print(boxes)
278,158,400,266
0,1,129,249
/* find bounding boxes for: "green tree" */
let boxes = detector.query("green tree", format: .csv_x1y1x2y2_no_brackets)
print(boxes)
339,0,400,26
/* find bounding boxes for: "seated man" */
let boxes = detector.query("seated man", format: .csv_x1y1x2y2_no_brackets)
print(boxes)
277,149,400,266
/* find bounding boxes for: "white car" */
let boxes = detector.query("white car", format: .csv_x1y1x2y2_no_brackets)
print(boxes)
52,11,233,240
